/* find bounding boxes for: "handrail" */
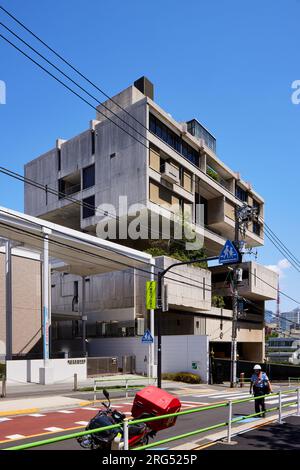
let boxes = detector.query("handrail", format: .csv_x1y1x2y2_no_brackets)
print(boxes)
5,422,121,451
4,387,300,451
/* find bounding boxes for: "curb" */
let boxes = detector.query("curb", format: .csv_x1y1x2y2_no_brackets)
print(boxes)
0,396,132,418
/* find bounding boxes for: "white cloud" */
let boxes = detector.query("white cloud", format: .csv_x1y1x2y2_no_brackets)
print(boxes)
266,258,291,278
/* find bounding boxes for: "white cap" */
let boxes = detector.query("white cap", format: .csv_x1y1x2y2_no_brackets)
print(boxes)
253,364,261,370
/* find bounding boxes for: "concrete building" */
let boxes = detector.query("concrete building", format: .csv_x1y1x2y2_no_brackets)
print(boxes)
24,77,278,362
267,337,300,365
0,246,42,360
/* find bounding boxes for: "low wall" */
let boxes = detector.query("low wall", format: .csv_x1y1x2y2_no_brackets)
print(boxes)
6,358,87,384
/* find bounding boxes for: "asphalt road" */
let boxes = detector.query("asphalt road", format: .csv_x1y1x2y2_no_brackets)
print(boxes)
0,385,298,451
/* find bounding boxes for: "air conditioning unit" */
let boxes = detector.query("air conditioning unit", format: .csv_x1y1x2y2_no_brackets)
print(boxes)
161,162,180,185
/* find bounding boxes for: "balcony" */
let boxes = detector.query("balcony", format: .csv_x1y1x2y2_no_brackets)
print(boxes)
58,171,81,199
211,261,278,301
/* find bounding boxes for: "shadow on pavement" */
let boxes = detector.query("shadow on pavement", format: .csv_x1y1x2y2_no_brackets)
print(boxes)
209,416,300,450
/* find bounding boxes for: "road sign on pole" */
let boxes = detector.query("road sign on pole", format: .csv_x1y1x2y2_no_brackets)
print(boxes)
146,280,157,310
142,329,154,344
219,239,240,264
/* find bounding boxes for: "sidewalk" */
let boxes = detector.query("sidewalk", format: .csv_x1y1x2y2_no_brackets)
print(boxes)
204,415,300,450
0,375,218,416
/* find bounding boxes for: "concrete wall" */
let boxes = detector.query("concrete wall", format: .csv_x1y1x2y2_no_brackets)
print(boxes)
155,256,211,312
87,335,209,382
0,249,42,359
6,358,87,384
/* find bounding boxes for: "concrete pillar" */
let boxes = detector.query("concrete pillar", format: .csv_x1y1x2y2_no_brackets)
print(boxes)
40,228,53,384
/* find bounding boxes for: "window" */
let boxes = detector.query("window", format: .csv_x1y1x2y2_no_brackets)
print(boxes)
253,222,261,236
91,130,95,155
58,172,81,199
83,164,95,190
82,195,95,219
57,148,61,171
187,119,216,153
235,185,248,202
149,113,199,167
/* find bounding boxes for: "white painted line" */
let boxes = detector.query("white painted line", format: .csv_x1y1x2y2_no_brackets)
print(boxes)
208,393,249,399
266,395,297,405
0,417,12,422
124,412,132,416
28,414,46,417
44,427,64,432
82,407,100,411
6,434,25,440
56,410,74,414
75,421,89,426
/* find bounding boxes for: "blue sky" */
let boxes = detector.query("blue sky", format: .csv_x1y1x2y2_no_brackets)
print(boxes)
0,0,300,312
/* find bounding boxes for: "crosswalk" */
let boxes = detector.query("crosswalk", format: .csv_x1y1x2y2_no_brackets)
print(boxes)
190,390,299,407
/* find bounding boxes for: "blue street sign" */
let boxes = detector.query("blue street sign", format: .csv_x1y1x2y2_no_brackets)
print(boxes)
219,239,240,264
141,329,154,344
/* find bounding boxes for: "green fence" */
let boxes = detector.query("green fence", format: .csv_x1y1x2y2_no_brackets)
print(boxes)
4,387,300,451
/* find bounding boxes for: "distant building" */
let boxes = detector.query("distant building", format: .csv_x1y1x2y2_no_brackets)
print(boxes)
267,337,300,365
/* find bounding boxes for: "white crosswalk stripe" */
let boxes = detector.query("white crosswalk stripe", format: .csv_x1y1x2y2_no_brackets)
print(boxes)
28,413,45,417
266,395,297,405
75,421,89,426
6,434,25,439
44,427,64,432
0,417,12,422
56,410,74,414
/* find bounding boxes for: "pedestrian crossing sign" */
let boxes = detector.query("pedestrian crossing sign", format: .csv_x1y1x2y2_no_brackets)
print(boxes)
142,329,154,344
219,239,240,264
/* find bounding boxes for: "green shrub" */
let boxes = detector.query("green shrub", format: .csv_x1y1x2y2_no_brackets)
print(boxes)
0,362,6,378
162,372,202,384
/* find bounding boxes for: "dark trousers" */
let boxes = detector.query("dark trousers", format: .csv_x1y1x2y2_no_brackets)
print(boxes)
254,388,266,415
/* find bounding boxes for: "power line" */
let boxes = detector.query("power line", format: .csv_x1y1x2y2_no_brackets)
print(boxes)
0,20,150,146
0,165,207,253
2,6,300,294
0,32,149,151
0,4,148,134
0,209,212,292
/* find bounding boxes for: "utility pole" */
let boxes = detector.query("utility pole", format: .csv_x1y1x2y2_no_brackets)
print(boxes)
230,210,240,388
230,203,259,387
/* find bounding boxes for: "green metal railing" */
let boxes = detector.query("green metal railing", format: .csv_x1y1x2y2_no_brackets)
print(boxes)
4,387,300,451
93,377,157,400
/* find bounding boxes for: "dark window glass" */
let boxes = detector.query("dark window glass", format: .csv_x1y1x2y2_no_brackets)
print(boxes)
83,164,95,190
149,113,199,167
83,195,95,219
253,221,261,236
57,148,61,171
235,185,248,202
91,130,95,155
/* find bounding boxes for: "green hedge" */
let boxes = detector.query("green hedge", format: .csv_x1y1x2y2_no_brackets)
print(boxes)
162,372,202,384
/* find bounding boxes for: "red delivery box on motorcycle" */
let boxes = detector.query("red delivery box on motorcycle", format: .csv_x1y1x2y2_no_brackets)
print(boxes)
131,386,181,432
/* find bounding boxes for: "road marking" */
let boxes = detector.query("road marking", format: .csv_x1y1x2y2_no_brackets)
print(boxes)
82,407,100,411
75,421,89,426
0,417,12,422
266,395,297,405
207,393,249,399
44,427,64,432
56,410,74,414
28,414,46,417
6,434,25,440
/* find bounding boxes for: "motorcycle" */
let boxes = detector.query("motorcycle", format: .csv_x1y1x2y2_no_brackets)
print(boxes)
77,389,156,450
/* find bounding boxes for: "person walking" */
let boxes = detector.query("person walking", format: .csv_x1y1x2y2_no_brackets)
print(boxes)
249,364,273,418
